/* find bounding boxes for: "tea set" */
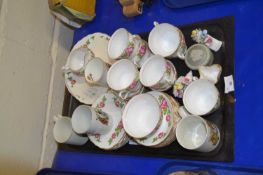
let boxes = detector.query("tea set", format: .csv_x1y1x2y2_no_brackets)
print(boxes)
53,22,224,152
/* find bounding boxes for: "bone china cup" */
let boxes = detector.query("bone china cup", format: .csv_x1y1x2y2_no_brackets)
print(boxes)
140,55,177,91
108,28,135,60
122,93,162,138
71,105,112,135
183,79,220,116
66,47,94,74
148,22,187,59
176,115,220,152
107,59,143,99
84,58,109,87
53,116,88,145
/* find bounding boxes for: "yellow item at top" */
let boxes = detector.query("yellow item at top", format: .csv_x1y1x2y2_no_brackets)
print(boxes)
64,0,95,17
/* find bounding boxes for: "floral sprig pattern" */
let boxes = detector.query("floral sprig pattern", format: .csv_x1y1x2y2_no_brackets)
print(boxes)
113,97,125,109
207,122,219,146
94,133,101,142
108,121,123,145
66,72,76,87
152,132,166,143
121,42,134,59
95,95,107,113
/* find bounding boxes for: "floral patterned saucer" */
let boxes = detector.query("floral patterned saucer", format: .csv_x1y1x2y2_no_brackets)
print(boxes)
65,70,108,104
134,91,176,147
72,32,115,65
88,92,129,150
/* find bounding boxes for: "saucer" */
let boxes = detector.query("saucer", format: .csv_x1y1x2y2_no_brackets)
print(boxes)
64,70,108,104
88,92,128,150
73,32,115,65
134,91,175,146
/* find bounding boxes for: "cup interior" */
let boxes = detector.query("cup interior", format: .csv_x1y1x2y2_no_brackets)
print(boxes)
140,55,165,87
108,28,129,59
183,79,219,115
107,59,136,90
85,58,104,82
176,116,207,150
149,23,180,57
68,48,87,71
122,93,161,138
71,105,92,134
53,118,72,143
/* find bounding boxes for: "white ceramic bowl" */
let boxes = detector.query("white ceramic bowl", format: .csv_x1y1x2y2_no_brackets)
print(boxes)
148,23,180,57
183,79,219,116
122,93,161,138
108,28,130,59
107,59,137,91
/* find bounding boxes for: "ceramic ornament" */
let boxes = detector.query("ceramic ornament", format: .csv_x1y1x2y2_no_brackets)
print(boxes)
199,64,222,84
173,71,195,98
191,29,223,52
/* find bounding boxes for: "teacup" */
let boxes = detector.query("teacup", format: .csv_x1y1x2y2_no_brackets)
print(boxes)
130,35,152,68
176,115,220,152
108,28,135,60
107,59,143,99
84,58,109,87
122,93,162,138
140,55,177,91
148,22,187,59
53,115,88,145
185,44,214,70
71,105,113,135
183,79,220,116
64,47,94,74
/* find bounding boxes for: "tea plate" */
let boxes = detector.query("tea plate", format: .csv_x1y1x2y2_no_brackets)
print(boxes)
134,91,175,146
89,92,128,150
73,32,115,65
65,70,108,104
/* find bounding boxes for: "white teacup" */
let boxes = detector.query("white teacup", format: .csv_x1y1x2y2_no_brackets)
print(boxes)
122,93,162,138
71,105,113,135
183,79,220,116
176,115,220,152
130,35,152,68
64,47,94,74
53,115,88,145
107,59,143,99
148,22,187,59
84,58,109,87
140,55,177,91
108,28,135,60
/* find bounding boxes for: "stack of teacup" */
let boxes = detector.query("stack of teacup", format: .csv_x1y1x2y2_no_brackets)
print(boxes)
55,21,222,152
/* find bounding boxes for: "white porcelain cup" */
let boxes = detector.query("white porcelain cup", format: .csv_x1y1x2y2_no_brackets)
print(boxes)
140,55,177,91
176,115,220,152
130,35,152,68
108,28,135,60
107,59,143,99
183,79,220,116
53,115,88,145
84,58,109,87
64,47,94,74
122,93,162,138
148,22,187,59
71,105,113,135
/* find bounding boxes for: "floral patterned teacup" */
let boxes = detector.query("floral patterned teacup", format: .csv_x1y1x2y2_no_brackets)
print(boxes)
122,93,162,139
176,115,220,152
140,55,177,91
63,47,94,75
84,58,109,87
130,35,152,68
148,22,187,59
108,28,135,60
71,105,113,135
107,59,143,99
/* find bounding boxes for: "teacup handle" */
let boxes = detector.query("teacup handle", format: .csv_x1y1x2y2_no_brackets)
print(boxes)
119,91,131,100
153,21,159,26
53,114,64,122
178,106,191,118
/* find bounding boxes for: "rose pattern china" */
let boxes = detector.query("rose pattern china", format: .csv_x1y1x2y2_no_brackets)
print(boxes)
88,92,128,150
